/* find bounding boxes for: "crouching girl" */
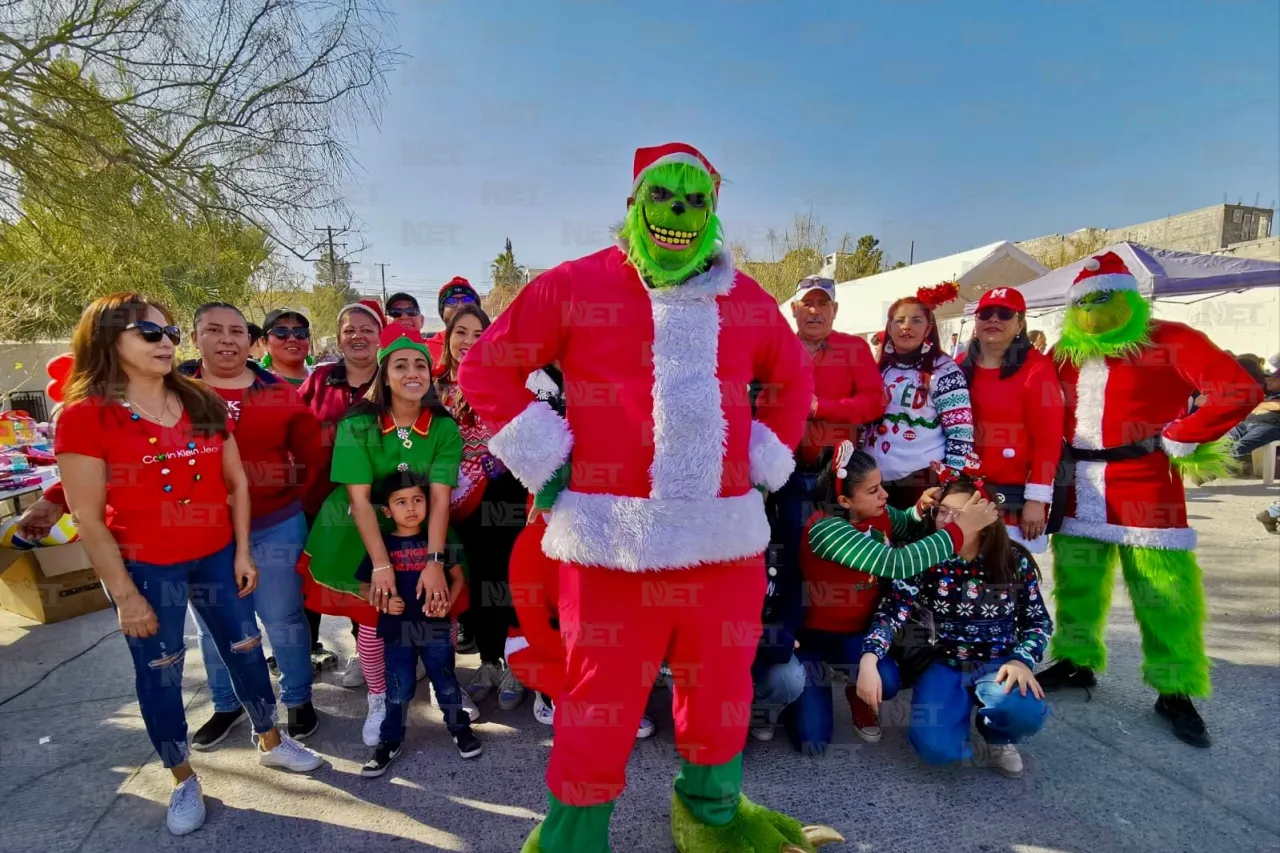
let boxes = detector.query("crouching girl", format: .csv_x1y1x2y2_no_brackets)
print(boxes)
787,442,999,755
857,470,1052,778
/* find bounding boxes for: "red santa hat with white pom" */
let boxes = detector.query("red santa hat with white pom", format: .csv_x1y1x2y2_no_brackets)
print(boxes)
1068,251,1139,302
631,142,721,207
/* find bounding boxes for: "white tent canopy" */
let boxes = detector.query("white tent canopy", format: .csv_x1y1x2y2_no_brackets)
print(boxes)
963,241,1280,315
830,241,1049,336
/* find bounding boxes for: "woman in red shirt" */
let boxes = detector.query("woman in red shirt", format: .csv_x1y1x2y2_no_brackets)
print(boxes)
961,288,1065,552
55,294,322,838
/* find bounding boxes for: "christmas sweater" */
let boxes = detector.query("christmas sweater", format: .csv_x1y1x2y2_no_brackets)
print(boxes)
806,507,965,584
865,354,973,482
862,550,1052,669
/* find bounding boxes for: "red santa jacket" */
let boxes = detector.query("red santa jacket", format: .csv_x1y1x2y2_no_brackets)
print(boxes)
1055,320,1259,550
800,331,885,467
457,244,813,572
968,348,1064,502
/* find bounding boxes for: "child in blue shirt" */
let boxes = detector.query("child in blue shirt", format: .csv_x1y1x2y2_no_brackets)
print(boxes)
357,471,482,777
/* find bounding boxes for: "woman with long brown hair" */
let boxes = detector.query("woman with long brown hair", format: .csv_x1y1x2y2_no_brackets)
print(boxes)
856,471,1052,778
435,304,531,711
865,283,975,509
54,294,322,838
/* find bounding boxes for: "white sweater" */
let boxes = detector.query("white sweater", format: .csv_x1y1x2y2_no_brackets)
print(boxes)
865,355,974,482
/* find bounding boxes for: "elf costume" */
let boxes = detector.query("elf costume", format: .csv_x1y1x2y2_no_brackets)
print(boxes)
1040,251,1260,747
458,143,842,853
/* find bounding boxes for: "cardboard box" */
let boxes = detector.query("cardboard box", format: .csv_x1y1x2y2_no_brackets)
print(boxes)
0,542,110,624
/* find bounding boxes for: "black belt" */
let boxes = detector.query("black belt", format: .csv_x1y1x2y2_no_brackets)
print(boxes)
1068,435,1161,463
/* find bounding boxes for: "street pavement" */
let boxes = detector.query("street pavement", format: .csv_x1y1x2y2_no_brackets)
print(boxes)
1,479,1277,853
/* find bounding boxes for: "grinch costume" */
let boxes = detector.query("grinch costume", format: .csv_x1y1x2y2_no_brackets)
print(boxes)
1041,251,1260,747
459,143,840,853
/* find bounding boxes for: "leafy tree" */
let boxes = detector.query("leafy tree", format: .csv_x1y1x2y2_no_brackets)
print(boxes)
484,237,527,316
0,0,400,259
833,235,887,281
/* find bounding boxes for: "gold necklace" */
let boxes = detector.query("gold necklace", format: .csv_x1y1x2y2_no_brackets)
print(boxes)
125,391,175,424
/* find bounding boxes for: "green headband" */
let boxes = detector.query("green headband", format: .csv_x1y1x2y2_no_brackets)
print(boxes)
377,335,433,367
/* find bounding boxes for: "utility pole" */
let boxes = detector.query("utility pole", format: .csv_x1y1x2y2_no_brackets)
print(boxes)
313,225,349,285
375,263,389,302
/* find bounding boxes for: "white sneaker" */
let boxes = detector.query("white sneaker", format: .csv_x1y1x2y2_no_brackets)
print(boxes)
341,655,365,688
979,742,1024,779
636,714,656,740
467,662,503,702
363,693,387,747
498,663,527,711
533,693,555,726
256,733,324,772
749,725,775,742
166,775,206,836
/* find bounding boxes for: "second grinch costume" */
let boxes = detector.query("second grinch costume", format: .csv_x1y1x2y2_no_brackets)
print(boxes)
459,143,841,853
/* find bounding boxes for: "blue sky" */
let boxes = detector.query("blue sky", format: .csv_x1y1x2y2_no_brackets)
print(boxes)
338,0,1280,302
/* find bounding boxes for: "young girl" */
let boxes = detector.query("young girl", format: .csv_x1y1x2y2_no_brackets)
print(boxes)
788,442,999,755
857,470,1053,778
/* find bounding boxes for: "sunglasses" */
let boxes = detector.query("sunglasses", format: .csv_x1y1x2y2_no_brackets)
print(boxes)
126,321,182,346
386,307,421,319
268,326,311,340
443,294,477,307
977,306,1017,321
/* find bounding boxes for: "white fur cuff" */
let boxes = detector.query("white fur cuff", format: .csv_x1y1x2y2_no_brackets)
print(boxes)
749,421,795,492
1161,435,1198,460
504,635,530,658
1024,482,1054,504
487,400,573,494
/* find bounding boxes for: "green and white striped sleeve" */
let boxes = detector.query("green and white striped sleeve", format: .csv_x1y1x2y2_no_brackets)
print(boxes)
808,515,960,580
887,505,933,541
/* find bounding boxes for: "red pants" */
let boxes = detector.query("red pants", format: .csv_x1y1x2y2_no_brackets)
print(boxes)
546,556,766,807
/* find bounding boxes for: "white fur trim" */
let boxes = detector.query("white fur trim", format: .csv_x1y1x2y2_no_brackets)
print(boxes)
525,369,561,400
616,240,738,301
542,489,769,571
1073,460,1110,527
1067,273,1138,303
632,152,713,197
504,635,530,658
1070,360,1109,530
1006,524,1048,554
1161,435,1198,459
1024,482,1054,504
749,421,794,492
487,400,573,494
1060,517,1197,550
647,288,727,500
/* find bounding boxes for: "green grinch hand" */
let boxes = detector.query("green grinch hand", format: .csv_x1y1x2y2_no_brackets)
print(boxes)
671,792,844,853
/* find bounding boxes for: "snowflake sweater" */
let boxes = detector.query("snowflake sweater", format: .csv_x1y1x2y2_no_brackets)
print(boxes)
865,354,973,482
862,550,1053,670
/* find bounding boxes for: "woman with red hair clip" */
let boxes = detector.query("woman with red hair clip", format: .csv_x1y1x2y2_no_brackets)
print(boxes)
866,282,974,509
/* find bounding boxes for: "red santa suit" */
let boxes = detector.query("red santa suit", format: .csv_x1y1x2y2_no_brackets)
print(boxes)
1057,320,1255,549
458,242,812,807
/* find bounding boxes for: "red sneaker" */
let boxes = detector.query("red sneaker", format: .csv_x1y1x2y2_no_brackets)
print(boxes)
848,686,882,743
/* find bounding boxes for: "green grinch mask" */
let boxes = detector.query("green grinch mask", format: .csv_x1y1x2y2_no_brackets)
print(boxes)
1056,289,1151,366
621,162,722,287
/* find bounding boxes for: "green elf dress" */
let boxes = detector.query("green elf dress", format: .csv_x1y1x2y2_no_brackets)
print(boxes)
298,406,463,624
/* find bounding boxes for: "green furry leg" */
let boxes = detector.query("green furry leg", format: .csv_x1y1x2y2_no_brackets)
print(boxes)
671,792,844,853
1118,545,1211,697
1049,534,1119,670
521,794,614,853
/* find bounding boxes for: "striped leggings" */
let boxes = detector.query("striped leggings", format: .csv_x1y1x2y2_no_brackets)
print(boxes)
357,618,462,696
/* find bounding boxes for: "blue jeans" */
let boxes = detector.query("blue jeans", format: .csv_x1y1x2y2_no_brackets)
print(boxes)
195,513,312,710
752,653,805,727
787,631,901,755
1230,419,1280,459
770,470,819,582
115,543,277,768
909,658,1049,764
381,620,471,744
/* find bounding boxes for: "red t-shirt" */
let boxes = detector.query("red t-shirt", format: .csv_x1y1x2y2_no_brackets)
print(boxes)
55,398,233,565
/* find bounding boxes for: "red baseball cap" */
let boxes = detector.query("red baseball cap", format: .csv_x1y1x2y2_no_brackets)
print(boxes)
976,287,1026,313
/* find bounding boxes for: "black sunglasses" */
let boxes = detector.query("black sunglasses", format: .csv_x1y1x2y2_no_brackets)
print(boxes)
268,326,311,340
977,306,1017,321
443,294,477,307
386,307,421,318
126,320,182,346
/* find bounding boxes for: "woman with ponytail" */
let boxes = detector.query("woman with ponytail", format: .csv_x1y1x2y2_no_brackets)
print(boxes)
866,283,975,509
787,441,1000,755
961,288,1065,552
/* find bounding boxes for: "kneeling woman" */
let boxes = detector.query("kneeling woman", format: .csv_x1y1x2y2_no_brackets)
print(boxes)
789,443,997,755
858,472,1053,778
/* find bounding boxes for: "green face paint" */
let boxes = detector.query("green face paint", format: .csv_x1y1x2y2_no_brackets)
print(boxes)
1056,289,1152,365
621,162,721,287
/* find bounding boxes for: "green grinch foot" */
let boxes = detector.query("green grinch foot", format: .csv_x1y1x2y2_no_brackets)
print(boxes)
671,792,844,853
520,823,542,853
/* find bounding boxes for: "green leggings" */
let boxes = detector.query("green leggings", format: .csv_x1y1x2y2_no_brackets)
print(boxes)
1050,535,1210,697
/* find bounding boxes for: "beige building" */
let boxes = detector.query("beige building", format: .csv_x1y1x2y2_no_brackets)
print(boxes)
1017,203,1273,258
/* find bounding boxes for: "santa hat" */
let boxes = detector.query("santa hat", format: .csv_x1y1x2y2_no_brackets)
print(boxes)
339,298,384,328
632,143,720,204
1069,251,1139,302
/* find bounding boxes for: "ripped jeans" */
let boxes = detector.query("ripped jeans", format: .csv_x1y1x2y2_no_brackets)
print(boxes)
115,543,277,768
